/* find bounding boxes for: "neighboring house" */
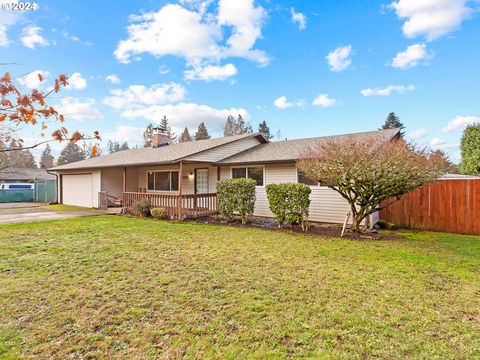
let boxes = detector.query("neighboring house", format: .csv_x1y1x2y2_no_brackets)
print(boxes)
50,127,400,224
0,167,56,183
0,168,57,203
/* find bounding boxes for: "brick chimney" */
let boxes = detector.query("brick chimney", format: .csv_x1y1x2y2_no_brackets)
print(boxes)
152,126,169,148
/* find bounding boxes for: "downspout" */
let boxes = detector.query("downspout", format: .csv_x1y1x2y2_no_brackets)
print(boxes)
46,170,59,203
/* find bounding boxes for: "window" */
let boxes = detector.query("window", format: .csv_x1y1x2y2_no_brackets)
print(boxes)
147,171,179,191
297,171,318,186
232,166,264,186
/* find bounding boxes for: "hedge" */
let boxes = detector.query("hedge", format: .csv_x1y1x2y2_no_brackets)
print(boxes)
216,178,256,224
265,183,311,230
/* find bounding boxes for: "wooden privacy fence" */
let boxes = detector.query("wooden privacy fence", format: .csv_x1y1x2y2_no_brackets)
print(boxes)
380,179,480,235
122,192,217,220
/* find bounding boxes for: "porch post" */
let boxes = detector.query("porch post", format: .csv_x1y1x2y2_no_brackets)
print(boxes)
123,167,127,192
178,161,183,220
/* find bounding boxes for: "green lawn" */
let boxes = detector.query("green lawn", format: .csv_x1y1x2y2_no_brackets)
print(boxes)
0,216,479,359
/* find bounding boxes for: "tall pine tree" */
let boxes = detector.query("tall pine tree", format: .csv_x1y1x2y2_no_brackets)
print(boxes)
179,127,192,143
4,140,37,168
223,114,252,136
223,115,235,136
40,144,55,169
143,123,154,147
57,143,86,165
381,112,405,137
108,140,129,153
258,120,273,140
195,122,211,140
160,115,176,143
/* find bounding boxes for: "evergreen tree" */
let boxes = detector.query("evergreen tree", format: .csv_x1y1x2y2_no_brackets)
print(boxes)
108,140,129,153
143,123,154,147
223,115,235,136
459,123,480,175
258,120,273,140
381,112,405,137
195,122,211,140
223,114,252,136
179,127,192,143
4,140,37,168
160,115,176,143
40,144,55,169
57,142,86,165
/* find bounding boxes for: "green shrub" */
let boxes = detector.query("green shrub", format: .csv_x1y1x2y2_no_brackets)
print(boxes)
133,198,152,217
265,183,311,230
216,178,256,224
150,207,166,219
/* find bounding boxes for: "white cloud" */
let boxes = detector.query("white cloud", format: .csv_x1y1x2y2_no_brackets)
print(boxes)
62,31,92,46
217,0,269,65
159,65,170,75
184,63,237,81
103,83,186,110
312,94,337,107
361,84,415,97
17,70,49,89
56,98,103,121
66,72,87,90
20,26,50,49
120,102,249,132
114,1,268,79
430,137,446,146
0,0,21,46
326,45,352,72
273,96,303,109
442,115,480,133
392,43,433,69
291,7,306,30
105,125,144,144
408,128,429,139
105,74,120,84
390,0,473,40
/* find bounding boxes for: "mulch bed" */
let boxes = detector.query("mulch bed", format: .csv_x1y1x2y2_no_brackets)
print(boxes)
191,215,403,241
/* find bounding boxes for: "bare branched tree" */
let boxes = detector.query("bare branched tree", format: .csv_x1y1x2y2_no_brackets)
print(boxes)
297,137,447,232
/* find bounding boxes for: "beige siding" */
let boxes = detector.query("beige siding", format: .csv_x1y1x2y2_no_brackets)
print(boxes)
125,167,139,192
136,164,219,195
219,163,352,224
101,168,124,198
184,137,261,162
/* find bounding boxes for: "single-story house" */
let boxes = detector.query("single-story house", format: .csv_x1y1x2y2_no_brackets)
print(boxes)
0,167,56,183
50,128,400,224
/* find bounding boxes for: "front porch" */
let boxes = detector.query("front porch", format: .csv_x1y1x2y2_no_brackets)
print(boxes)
121,191,217,220
96,161,220,219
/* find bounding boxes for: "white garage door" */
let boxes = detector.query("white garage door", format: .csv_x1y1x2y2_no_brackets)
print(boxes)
63,174,93,208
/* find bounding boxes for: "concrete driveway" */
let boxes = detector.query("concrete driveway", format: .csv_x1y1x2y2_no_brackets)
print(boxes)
0,203,110,224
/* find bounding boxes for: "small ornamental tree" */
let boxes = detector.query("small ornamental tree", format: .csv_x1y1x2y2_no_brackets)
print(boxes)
0,71,100,162
216,178,256,224
265,183,311,230
459,124,480,175
297,137,447,232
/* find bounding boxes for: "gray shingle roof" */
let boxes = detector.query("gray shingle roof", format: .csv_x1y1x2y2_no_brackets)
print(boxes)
216,128,401,164
50,133,265,171
0,167,56,181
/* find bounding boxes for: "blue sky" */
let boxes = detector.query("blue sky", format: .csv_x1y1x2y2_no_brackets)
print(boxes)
1,0,479,161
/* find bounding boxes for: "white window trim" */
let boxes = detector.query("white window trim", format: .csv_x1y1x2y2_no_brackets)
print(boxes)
146,170,180,192
295,166,320,187
230,165,265,187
